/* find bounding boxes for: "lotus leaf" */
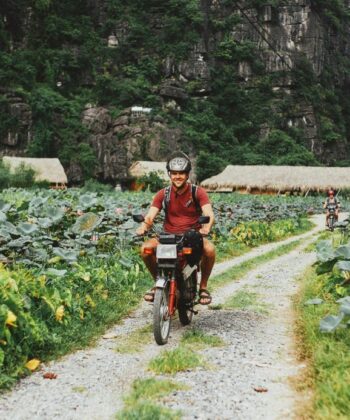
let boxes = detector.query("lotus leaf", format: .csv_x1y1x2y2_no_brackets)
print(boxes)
78,194,98,209
336,260,350,272
2,221,18,235
72,213,102,234
7,236,31,248
335,245,350,259
0,211,7,222
336,296,350,304
17,223,39,235
0,229,11,240
0,200,11,212
45,206,65,222
53,247,78,262
319,313,344,333
37,217,54,228
119,219,135,230
305,298,323,305
339,303,350,315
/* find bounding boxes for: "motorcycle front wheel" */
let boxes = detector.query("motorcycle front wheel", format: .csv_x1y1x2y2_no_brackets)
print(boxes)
153,286,171,345
178,272,197,326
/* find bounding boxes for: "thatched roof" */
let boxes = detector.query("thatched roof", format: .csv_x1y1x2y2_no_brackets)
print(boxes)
128,161,168,181
201,165,350,193
3,157,68,184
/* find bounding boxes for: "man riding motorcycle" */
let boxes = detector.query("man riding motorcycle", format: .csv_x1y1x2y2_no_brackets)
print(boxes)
136,151,215,305
323,188,340,227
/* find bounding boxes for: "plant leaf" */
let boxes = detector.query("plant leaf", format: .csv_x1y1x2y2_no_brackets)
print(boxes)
319,313,344,333
336,260,350,272
17,223,38,235
305,298,323,305
72,212,102,234
25,359,40,371
339,303,350,315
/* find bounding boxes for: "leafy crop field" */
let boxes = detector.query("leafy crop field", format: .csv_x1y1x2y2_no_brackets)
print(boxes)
0,189,326,387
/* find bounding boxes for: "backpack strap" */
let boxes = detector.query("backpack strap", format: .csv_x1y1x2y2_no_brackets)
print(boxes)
191,184,202,214
162,186,171,215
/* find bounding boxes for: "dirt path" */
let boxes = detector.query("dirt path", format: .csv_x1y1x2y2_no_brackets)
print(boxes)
0,215,328,419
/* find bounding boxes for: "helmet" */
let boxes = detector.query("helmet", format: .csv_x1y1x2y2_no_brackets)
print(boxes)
166,151,192,173
327,189,335,196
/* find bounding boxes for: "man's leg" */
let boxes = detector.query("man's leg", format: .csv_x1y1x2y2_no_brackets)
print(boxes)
326,211,330,226
141,237,158,279
199,238,216,304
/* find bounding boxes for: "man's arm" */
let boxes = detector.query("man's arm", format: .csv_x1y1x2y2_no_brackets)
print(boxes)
199,203,215,236
136,206,160,235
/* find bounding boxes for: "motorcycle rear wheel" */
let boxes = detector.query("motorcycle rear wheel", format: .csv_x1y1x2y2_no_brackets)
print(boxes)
178,272,197,326
153,286,171,345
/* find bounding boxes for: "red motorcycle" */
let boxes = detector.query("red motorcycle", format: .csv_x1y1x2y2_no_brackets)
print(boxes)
133,215,209,345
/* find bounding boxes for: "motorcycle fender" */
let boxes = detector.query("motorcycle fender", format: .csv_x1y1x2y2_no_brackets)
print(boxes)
156,278,167,288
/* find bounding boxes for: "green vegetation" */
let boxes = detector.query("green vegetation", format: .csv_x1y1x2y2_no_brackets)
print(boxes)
117,400,180,420
223,289,268,314
180,328,225,349
123,377,186,407
148,346,205,375
0,188,318,389
136,171,167,193
0,161,42,189
117,377,184,419
296,267,350,419
1,2,350,181
115,324,153,354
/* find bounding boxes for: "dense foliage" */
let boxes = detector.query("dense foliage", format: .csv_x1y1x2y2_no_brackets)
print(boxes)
0,188,321,386
1,1,350,181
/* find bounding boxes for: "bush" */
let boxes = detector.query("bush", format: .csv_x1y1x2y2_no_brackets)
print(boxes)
137,171,167,192
0,161,37,189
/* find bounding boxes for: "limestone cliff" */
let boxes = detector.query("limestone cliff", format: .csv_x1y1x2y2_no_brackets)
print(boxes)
1,0,349,183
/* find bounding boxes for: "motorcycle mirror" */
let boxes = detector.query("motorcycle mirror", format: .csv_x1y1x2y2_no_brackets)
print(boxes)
198,215,210,225
132,214,145,223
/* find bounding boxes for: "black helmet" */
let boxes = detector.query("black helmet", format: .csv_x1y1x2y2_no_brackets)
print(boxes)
166,151,192,172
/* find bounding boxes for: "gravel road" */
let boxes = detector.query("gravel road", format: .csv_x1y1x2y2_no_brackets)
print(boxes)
0,215,327,419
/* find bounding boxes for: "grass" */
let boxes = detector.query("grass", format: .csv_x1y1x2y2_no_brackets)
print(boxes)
209,239,303,291
148,346,205,375
223,289,268,314
115,324,153,353
215,218,314,262
180,328,225,349
295,267,350,419
116,400,180,420
116,378,184,419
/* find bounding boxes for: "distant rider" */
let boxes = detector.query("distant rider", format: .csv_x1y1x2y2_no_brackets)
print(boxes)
136,151,215,305
323,189,340,227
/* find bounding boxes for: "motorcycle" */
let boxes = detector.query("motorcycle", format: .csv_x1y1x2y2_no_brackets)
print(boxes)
327,204,337,231
133,214,210,345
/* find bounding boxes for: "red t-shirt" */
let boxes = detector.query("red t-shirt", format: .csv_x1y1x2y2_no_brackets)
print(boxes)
152,184,210,233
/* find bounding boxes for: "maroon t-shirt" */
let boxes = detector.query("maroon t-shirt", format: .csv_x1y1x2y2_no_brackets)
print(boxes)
152,184,210,233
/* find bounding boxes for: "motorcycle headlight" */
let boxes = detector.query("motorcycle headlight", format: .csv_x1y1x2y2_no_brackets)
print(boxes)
156,244,177,259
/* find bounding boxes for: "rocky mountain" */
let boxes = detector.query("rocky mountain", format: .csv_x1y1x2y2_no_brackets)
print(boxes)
1,0,350,184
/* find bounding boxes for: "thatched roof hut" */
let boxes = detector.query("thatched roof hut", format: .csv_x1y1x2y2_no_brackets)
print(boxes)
3,157,68,186
201,165,350,194
128,161,168,181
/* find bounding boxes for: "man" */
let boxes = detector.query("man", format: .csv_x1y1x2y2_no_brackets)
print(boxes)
136,151,215,305
323,188,340,227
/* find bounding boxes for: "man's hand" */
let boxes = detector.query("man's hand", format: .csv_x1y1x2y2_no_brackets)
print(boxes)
199,226,210,236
